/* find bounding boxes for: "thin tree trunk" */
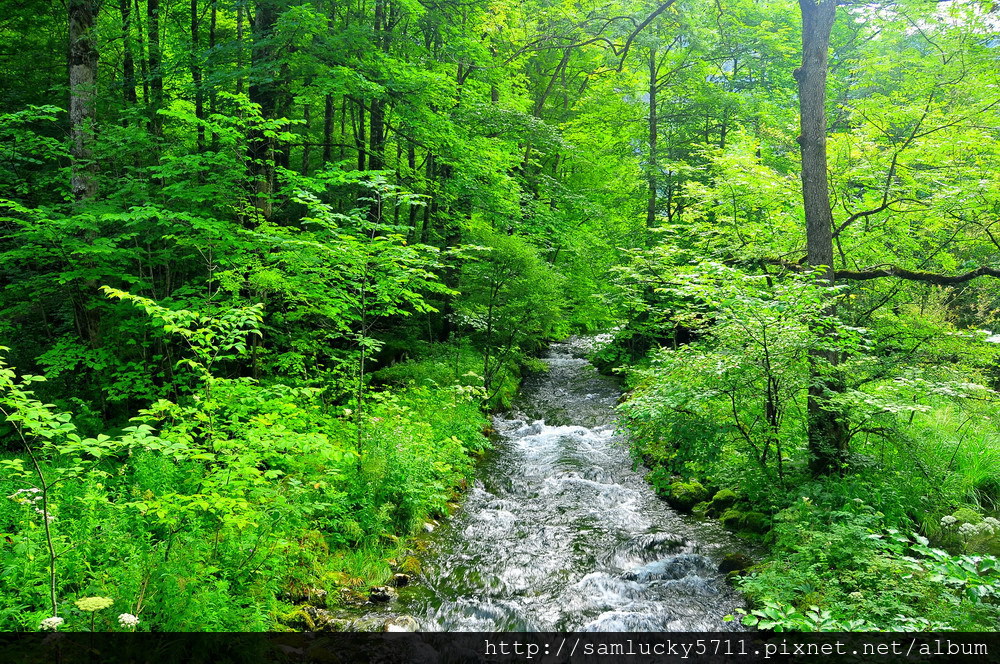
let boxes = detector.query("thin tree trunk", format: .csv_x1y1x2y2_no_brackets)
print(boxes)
248,0,280,221
209,0,219,149
646,46,658,230
236,1,244,94
323,93,334,164
134,0,149,105
355,100,367,171
70,0,99,202
191,0,205,152
120,0,137,109
302,87,312,175
407,141,418,233
147,0,163,136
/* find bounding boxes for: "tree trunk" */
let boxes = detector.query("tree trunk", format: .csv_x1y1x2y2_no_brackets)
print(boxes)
248,0,280,221
191,0,205,152
134,0,149,105
236,1,244,94
147,0,163,136
209,0,218,150
355,100,367,171
796,0,847,475
323,93,334,164
120,0,137,108
646,46,658,230
69,0,99,202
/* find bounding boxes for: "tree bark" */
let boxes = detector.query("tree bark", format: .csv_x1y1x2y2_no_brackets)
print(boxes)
796,0,846,475
120,0,137,108
646,46,658,230
209,0,218,150
248,0,280,221
147,0,163,136
191,0,205,152
323,93,334,164
69,0,99,202
134,0,149,105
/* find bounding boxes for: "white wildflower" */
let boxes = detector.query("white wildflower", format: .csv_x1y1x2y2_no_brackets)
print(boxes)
117,613,139,629
7,488,41,505
959,522,978,537
39,616,64,631
33,508,55,523
940,515,958,527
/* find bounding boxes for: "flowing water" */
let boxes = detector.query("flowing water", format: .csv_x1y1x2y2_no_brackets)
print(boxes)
397,338,748,631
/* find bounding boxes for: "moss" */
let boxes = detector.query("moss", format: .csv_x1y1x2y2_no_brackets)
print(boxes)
692,501,711,518
665,480,709,513
720,508,743,530
719,509,770,534
708,489,738,515
740,511,771,534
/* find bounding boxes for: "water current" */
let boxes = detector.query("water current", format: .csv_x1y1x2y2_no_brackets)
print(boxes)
398,337,747,631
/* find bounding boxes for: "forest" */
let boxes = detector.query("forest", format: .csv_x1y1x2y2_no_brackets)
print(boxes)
0,0,999,633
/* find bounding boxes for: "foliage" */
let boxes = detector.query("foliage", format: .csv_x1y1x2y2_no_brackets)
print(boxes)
0,297,489,631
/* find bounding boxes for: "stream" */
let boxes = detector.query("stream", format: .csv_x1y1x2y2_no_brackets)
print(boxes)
382,337,749,632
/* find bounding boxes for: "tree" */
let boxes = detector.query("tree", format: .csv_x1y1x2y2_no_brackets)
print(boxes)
794,0,1000,473
795,0,845,474
69,0,100,202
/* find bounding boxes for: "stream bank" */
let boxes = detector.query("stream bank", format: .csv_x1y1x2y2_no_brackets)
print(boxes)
333,337,750,631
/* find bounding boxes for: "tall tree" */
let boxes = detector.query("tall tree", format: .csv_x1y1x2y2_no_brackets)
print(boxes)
69,0,100,202
795,0,845,474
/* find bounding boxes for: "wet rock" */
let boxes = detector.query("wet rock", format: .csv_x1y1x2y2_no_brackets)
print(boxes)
281,606,354,632
369,585,398,602
383,615,419,632
393,573,410,587
718,553,754,575
351,616,388,632
423,520,438,533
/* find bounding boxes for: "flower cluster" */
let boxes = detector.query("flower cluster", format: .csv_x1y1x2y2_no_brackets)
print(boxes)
74,596,114,612
33,507,55,523
117,613,139,629
7,488,41,505
39,616,64,631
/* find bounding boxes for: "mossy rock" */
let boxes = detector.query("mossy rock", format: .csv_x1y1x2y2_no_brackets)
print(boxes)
665,480,709,513
692,501,711,518
276,607,313,631
739,511,771,534
718,553,754,575
719,508,743,530
719,509,770,534
708,489,738,515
